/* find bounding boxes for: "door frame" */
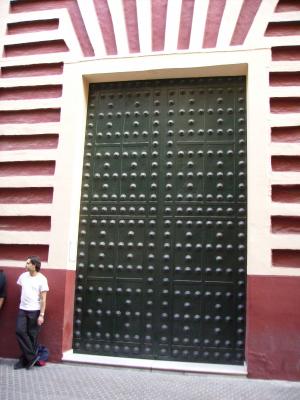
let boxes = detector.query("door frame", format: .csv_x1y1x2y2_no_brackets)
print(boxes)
54,48,271,374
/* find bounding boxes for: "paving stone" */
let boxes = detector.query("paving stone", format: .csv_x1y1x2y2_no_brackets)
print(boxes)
1,358,300,400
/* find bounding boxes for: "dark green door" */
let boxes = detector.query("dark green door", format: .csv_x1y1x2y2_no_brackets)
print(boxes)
74,77,247,365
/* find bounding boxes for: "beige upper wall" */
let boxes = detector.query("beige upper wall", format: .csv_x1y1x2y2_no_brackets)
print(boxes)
0,0,299,275
50,48,297,277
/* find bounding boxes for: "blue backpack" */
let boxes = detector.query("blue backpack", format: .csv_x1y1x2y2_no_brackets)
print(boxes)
36,345,49,366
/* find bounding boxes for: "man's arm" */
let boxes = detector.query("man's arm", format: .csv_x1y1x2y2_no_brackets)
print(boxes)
37,291,47,326
0,297,4,310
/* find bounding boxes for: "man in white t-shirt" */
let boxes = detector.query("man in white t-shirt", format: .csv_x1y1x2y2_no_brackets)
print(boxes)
14,256,49,370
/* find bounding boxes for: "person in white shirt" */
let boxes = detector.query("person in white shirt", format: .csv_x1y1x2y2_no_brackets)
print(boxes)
14,256,49,370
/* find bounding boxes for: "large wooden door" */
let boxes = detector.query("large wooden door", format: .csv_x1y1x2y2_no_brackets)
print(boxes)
73,77,247,365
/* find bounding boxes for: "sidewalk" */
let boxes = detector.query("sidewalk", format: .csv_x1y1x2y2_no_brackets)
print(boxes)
1,357,300,400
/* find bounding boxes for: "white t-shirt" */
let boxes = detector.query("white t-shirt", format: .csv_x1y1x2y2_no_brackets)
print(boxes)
17,272,49,311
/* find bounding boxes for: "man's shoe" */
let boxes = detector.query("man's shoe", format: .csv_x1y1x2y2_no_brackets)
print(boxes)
14,360,26,370
26,355,40,370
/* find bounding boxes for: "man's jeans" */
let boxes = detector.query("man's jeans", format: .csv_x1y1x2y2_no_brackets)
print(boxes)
16,309,40,364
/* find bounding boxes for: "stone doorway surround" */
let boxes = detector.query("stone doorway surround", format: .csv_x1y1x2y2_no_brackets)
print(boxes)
58,48,271,375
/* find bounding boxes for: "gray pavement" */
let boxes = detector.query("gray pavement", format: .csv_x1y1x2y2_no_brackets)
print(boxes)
1,358,300,400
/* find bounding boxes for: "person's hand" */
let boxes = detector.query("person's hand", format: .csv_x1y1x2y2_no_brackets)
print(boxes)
37,315,44,326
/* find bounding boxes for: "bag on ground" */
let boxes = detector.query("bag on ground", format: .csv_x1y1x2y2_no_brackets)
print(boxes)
36,345,49,366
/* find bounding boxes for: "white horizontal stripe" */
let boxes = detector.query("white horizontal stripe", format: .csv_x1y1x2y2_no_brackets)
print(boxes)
0,122,60,135
0,231,50,244
0,204,52,216
272,234,300,250
0,52,68,65
264,36,300,47
0,149,56,162
0,76,63,87
6,9,67,24
270,61,300,72
270,86,300,97
267,267,300,277
269,61,300,72
270,114,300,127
0,52,71,65
271,143,300,156
269,11,300,22
4,30,62,46
0,176,54,187
271,203,300,216
271,171,300,184
0,98,61,110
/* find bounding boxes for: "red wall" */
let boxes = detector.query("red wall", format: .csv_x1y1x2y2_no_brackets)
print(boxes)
0,267,75,362
247,275,300,381
2,267,300,381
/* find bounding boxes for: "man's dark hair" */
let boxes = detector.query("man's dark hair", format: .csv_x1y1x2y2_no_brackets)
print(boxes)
28,256,41,272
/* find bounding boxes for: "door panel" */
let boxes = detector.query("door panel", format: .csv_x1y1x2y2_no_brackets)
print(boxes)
74,77,247,365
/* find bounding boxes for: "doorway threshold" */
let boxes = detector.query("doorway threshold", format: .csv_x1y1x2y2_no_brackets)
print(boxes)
63,350,247,376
